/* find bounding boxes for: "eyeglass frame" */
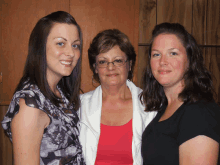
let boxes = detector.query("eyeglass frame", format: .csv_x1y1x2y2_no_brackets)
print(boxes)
95,59,129,68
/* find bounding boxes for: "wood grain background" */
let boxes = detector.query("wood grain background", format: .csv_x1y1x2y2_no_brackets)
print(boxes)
0,0,219,164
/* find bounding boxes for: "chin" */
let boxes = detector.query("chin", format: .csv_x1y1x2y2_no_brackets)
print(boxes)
109,80,125,86
61,72,72,77
103,81,118,86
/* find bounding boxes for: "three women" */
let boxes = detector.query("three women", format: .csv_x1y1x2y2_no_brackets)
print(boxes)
1,11,220,165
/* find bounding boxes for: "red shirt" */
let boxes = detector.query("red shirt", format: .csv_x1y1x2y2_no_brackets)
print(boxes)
95,119,133,165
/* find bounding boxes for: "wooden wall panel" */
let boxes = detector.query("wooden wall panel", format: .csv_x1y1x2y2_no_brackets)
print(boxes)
203,48,220,102
133,0,140,85
157,0,192,33
70,0,139,93
0,0,2,97
217,47,220,103
0,0,69,105
206,0,220,45
205,0,220,101
137,46,149,87
0,106,12,165
192,0,207,45
139,0,156,43
138,0,156,87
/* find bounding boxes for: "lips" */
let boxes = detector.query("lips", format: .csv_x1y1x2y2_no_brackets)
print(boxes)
158,70,171,74
107,74,118,77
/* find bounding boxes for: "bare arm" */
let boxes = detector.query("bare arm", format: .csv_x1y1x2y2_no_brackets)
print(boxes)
11,98,50,165
179,135,219,165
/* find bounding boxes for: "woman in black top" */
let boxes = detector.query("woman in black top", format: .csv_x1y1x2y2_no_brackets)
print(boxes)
141,22,220,165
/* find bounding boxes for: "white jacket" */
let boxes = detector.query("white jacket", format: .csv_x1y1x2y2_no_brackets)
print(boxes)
79,80,157,165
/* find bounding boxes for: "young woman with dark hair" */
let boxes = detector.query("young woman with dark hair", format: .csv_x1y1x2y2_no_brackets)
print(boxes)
2,11,85,165
141,22,220,165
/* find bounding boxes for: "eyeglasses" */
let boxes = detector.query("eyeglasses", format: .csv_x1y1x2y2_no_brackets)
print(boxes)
96,59,128,68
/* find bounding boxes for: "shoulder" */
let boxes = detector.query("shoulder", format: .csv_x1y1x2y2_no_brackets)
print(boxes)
178,100,220,145
14,83,45,107
180,100,220,132
12,98,49,129
182,100,220,121
2,83,48,138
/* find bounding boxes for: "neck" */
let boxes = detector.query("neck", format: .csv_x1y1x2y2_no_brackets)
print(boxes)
164,83,184,104
47,75,62,98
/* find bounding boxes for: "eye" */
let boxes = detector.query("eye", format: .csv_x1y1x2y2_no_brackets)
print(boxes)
171,52,178,55
114,59,123,63
151,53,160,57
72,44,80,49
57,42,64,46
98,60,107,65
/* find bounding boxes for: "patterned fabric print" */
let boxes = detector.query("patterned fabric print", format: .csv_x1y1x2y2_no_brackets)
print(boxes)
1,83,85,165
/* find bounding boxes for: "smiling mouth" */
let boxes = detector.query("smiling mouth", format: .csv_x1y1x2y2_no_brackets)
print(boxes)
159,70,171,74
60,60,72,66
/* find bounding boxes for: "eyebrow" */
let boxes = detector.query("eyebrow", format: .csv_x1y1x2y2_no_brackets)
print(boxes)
53,37,80,43
169,48,177,50
53,37,67,41
151,48,178,51
97,56,125,60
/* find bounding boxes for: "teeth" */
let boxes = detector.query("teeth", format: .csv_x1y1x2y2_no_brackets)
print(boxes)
60,61,71,65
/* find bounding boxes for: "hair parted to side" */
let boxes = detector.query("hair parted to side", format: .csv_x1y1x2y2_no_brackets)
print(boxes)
88,29,136,83
15,11,83,110
140,22,215,112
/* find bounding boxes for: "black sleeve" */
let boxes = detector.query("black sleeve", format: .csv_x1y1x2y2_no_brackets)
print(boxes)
178,101,220,145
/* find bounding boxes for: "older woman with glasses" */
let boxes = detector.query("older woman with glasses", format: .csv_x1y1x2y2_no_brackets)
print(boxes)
79,29,157,165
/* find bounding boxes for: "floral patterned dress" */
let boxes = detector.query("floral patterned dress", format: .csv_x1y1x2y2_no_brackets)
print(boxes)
1,83,85,165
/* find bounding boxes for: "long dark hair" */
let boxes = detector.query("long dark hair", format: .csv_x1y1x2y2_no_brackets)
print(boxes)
15,11,83,110
88,29,136,83
140,22,215,112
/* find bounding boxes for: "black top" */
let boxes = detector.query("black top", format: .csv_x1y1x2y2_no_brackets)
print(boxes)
2,82,85,165
142,100,220,165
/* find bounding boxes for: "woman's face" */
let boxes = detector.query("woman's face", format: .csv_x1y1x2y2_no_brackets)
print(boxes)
95,45,130,88
46,23,81,82
150,34,189,90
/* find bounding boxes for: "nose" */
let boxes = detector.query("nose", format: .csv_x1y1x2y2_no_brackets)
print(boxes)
107,61,116,70
159,54,168,65
66,45,74,57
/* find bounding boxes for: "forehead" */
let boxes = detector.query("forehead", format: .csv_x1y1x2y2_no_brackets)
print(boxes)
96,45,127,59
152,34,185,49
47,23,79,40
